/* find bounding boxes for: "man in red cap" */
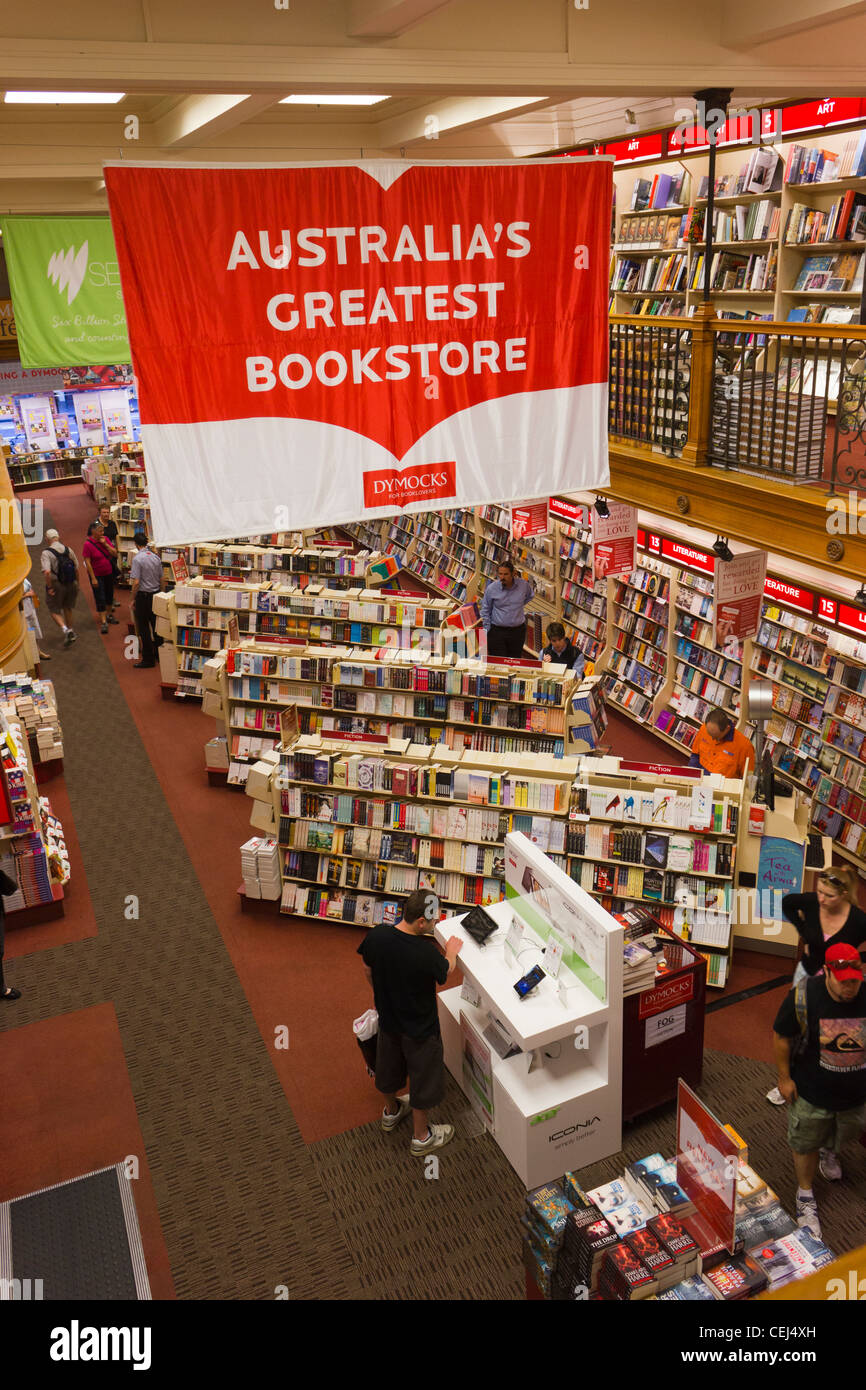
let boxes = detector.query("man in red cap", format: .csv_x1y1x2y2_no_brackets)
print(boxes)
773,942,866,1239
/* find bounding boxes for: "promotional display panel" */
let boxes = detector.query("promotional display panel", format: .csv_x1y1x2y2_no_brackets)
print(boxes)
0,216,131,367
510,499,549,540
20,396,57,452
676,1080,738,1256
591,500,637,580
713,549,767,645
73,393,104,447
104,158,612,545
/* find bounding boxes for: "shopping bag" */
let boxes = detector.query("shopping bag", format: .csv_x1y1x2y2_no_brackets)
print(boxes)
353,1008,379,1078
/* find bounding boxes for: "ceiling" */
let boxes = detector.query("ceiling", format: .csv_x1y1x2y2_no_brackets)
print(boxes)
0,0,864,212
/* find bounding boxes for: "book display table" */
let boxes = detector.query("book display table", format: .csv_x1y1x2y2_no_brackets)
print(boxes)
435,831,623,1189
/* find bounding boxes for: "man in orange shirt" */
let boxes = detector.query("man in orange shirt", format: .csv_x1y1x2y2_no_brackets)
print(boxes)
689,707,756,779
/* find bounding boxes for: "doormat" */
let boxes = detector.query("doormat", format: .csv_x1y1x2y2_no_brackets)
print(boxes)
0,1163,151,1300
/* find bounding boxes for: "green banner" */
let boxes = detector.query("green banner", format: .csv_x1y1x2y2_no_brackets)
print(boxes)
0,215,130,368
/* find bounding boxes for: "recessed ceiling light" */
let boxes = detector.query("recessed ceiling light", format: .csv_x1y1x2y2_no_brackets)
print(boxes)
4,91,126,104
279,94,390,107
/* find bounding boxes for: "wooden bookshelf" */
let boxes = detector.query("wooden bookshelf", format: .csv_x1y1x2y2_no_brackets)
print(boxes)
567,757,746,988
611,129,866,323
256,735,580,924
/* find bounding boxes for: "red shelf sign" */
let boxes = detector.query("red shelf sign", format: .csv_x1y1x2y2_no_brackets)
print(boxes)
781,97,864,135
549,496,587,524
661,538,714,574
837,602,866,637
605,132,664,165
763,575,815,615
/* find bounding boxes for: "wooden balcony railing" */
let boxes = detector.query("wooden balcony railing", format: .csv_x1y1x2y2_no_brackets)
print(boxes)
609,309,866,495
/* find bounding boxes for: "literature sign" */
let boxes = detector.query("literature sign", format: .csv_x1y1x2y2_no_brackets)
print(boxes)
713,548,766,645
510,499,548,540
756,836,805,920
279,705,300,748
661,537,713,574
104,158,611,545
676,1080,738,1256
590,500,637,580
836,602,866,638
226,615,241,649
763,575,814,616
171,553,190,584
548,496,587,525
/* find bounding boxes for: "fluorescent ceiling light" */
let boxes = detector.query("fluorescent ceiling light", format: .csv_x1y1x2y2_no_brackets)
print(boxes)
4,91,126,104
279,94,390,106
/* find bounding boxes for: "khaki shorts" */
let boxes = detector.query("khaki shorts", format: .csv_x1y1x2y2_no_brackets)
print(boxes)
45,580,78,614
787,1093,866,1153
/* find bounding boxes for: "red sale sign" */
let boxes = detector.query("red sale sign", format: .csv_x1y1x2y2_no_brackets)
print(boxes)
104,160,612,546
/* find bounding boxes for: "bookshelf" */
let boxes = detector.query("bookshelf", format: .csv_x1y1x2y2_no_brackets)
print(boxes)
611,128,866,323
188,541,373,589
597,558,674,726
0,711,66,915
255,735,580,925
557,518,608,664
567,757,746,988
813,630,866,865
6,447,94,490
655,570,745,754
159,582,465,697
214,642,578,786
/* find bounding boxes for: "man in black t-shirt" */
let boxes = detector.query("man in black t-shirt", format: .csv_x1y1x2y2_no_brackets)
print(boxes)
358,890,462,1156
773,942,866,1239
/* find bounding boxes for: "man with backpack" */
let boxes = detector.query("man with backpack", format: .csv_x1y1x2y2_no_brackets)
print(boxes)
40,527,79,648
773,942,866,1239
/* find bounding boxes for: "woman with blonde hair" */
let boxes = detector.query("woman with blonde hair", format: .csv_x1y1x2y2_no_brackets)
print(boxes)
766,865,866,1179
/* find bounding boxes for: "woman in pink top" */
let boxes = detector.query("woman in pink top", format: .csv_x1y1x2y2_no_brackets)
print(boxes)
83,522,119,635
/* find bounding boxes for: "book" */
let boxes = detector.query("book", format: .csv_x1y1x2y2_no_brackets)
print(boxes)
701,1253,768,1300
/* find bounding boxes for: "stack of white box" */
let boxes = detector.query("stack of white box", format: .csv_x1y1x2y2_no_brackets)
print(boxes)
240,836,264,899
256,837,281,901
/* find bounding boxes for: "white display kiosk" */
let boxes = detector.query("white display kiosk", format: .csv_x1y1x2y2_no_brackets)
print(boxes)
436,831,623,1189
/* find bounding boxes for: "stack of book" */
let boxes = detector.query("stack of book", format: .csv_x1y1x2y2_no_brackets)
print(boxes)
240,835,280,900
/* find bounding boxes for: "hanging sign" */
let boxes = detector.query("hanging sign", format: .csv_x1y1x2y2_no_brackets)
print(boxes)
510,499,549,539
104,158,612,546
591,500,637,579
20,396,58,452
713,548,767,646
73,393,105,446
0,216,130,368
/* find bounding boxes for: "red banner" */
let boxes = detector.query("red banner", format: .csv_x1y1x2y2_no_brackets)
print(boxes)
105,160,611,546
763,575,815,615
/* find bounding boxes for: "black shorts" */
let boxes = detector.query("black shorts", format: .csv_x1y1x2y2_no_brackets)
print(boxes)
375,1028,445,1111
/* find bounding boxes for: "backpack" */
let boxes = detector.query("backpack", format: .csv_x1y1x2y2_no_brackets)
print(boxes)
54,546,76,585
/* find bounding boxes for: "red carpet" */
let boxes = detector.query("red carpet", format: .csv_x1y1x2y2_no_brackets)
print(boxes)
0,1002,175,1298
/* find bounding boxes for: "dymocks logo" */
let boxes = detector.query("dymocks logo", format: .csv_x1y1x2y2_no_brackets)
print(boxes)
47,242,89,306
363,461,456,510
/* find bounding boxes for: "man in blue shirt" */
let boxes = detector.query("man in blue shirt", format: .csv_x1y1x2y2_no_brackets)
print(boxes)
480,561,534,659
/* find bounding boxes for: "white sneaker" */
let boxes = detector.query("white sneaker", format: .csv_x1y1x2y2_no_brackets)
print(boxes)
766,1085,785,1105
795,1192,822,1240
819,1148,843,1181
380,1095,411,1133
410,1122,454,1155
